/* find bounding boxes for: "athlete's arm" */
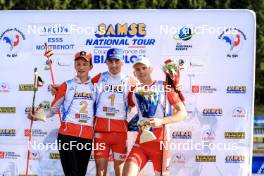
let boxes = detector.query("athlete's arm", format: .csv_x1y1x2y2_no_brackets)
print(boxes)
149,91,187,127
91,73,101,84
46,82,67,117
28,82,66,121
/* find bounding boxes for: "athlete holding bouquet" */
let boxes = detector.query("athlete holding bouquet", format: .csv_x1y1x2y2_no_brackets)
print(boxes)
123,57,187,176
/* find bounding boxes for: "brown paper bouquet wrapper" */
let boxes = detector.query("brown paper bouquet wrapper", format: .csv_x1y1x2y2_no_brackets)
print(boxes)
34,107,47,121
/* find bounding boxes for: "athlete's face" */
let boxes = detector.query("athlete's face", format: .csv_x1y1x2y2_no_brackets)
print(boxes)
133,63,152,84
106,58,124,75
74,58,93,79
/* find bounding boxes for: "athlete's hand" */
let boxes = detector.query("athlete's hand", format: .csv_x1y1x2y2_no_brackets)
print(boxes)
49,84,59,96
138,119,150,128
27,111,39,121
175,84,182,92
44,46,53,59
149,118,163,128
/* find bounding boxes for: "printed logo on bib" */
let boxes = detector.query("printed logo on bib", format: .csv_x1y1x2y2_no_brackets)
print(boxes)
103,106,120,116
75,113,91,123
74,92,93,100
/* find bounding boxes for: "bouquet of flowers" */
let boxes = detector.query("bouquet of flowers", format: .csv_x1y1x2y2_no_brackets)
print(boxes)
162,59,185,102
34,101,50,121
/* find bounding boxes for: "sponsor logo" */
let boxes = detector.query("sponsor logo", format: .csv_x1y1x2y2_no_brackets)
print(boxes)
19,84,36,91
0,82,10,92
225,155,245,163
218,27,246,58
74,92,93,99
32,24,75,51
49,153,60,159
173,27,194,51
232,107,246,118
202,108,223,116
87,23,156,64
87,23,155,46
30,24,70,35
0,28,26,57
57,60,71,66
103,107,119,116
173,27,194,41
36,39,74,51
224,132,245,139
172,131,192,139
178,59,186,67
192,85,217,93
75,113,91,123
94,54,138,64
196,155,216,162
202,129,216,141
0,151,20,159
171,153,185,164
189,62,203,68
192,85,199,93
24,129,48,137
44,60,72,71
226,86,246,94
0,151,4,159
0,129,16,136
30,152,40,160
95,23,146,38
175,43,192,51
0,107,16,113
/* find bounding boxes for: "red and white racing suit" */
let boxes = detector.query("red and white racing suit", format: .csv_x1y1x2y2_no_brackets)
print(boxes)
48,77,95,139
92,71,134,161
126,80,182,175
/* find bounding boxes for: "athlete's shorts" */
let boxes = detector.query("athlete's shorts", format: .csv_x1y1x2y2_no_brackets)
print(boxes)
126,141,171,175
94,132,127,161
